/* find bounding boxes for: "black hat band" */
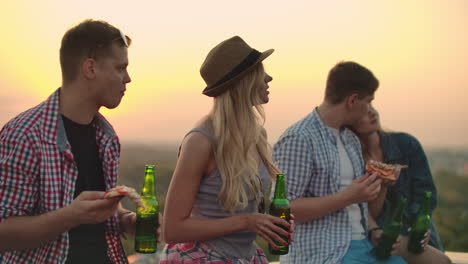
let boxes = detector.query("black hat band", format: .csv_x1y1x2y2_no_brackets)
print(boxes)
209,49,261,91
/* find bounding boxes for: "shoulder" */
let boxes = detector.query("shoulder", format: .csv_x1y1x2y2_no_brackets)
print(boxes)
1,102,45,143
275,127,310,147
277,112,318,141
95,113,118,136
385,131,420,145
382,131,424,155
343,127,360,142
177,129,215,173
274,125,315,158
181,129,214,155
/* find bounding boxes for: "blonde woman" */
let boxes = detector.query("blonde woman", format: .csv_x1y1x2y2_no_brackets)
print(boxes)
160,36,292,263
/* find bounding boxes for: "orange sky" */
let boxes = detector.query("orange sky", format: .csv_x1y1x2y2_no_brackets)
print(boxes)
0,0,467,147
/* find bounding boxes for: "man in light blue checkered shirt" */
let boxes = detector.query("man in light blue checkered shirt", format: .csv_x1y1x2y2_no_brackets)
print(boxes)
273,62,406,264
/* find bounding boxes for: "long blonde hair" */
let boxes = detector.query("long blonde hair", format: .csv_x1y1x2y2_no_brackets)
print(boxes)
206,63,279,213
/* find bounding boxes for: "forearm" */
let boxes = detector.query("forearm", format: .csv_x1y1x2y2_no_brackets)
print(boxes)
368,211,379,229
291,191,353,223
0,206,77,251
163,214,248,243
368,186,387,219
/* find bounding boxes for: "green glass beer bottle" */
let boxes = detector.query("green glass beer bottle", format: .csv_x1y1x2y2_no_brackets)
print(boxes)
268,174,290,255
374,196,407,260
408,192,432,254
135,165,159,253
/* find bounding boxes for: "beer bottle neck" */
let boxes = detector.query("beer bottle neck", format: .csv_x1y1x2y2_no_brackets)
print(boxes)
394,197,407,222
273,174,287,200
142,166,155,196
420,192,432,215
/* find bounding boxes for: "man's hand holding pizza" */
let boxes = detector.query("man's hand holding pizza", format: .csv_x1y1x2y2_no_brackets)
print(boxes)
341,172,382,204
67,191,122,226
105,185,163,243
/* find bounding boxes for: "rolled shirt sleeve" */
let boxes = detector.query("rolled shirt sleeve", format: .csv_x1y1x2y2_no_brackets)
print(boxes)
0,131,39,222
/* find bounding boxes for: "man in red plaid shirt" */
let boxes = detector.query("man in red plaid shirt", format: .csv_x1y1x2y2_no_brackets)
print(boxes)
0,19,135,263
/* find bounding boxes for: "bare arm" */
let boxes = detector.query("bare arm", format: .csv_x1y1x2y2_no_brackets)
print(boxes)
368,185,388,219
163,132,289,246
0,191,121,251
367,210,379,230
0,206,77,251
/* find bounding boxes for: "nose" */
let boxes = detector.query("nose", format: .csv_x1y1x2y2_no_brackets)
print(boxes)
264,73,273,83
368,105,378,118
124,70,131,84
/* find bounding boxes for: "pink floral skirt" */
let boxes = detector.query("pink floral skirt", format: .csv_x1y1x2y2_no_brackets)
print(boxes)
160,242,269,264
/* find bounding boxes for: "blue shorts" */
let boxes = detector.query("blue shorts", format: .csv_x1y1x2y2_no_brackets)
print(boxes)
341,239,407,264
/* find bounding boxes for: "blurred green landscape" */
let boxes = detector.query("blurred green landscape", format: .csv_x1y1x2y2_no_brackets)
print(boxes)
118,143,468,261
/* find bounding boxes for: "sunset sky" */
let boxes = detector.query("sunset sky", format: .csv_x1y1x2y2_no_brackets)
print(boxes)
0,0,467,148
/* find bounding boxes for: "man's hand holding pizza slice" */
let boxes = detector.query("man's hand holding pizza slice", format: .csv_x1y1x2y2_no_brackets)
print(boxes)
104,185,145,208
104,185,162,242
366,160,408,185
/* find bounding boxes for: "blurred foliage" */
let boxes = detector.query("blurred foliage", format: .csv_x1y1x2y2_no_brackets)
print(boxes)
117,144,468,259
432,170,468,252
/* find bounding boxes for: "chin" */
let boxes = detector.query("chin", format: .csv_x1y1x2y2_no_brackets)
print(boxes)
105,100,122,109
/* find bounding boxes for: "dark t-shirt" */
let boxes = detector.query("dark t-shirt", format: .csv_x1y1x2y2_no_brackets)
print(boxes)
62,115,111,264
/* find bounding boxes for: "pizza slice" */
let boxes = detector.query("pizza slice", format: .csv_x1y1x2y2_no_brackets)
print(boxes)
366,160,408,181
104,185,145,208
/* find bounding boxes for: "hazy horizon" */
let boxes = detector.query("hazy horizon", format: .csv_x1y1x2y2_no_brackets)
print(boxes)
118,139,468,150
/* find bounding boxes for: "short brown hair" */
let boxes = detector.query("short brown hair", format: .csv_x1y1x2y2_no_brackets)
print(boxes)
325,61,379,104
59,19,131,84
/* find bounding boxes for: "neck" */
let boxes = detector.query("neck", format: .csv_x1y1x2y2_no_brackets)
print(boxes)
359,131,383,161
317,102,347,129
60,83,99,125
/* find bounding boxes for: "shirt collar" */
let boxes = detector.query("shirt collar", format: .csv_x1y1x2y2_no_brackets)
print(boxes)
312,108,357,146
41,89,117,150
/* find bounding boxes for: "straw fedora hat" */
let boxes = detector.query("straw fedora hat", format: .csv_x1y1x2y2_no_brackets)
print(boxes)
201,36,274,97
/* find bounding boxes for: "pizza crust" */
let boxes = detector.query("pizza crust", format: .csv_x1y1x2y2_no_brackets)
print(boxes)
104,185,145,208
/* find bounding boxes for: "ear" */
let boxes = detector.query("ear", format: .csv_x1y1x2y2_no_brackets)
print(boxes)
81,58,97,80
346,93,359,109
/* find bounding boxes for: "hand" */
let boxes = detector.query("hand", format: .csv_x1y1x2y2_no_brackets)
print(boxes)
118,209,136,239
68,191,121,226
342,172,382,204
406,227,431,251
391,236,402,255
157,213,163,244
289,214,295,244
121,211,163,244
369,229,401,255
421,229,431,250
369,227,382,246
245,213,291,249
